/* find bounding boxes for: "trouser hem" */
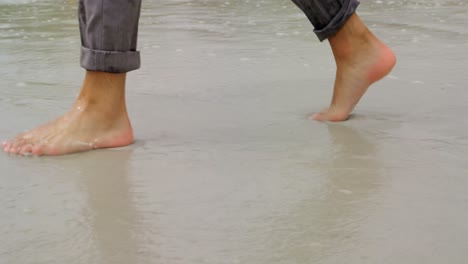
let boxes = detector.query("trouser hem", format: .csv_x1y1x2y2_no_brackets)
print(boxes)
314,0,360,41
80,46,141,73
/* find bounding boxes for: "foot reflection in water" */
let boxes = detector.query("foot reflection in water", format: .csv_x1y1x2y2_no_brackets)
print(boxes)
324,123,381,195
76,149,141,264
264,124,382,263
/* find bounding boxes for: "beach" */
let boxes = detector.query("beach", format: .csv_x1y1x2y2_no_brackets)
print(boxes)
1,0,468,263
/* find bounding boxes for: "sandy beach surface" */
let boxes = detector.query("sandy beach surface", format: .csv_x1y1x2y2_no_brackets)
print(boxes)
1,0,468,263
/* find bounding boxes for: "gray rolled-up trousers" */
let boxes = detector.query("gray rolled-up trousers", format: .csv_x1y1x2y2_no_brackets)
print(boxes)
78,0,359,73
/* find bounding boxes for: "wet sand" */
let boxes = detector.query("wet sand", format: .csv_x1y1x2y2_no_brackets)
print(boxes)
1,0,468,263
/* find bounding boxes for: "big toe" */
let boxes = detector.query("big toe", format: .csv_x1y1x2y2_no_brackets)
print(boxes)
32,144,45,156
32,143,61,156
310,110,350,122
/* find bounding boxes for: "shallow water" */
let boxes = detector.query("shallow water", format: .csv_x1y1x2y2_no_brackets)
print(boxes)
1,0,468,263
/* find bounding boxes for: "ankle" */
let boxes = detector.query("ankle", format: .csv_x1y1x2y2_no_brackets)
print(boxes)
75,71,128,113
329,14,375,59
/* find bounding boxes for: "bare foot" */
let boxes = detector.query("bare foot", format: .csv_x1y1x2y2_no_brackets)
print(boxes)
311,14,396,122
3,71,133,156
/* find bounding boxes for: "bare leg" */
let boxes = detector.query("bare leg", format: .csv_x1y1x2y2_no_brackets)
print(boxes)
311,14,396,122
2,71,133,156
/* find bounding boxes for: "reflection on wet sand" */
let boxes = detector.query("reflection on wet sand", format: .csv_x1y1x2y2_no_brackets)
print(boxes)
264,124,381,263
76,150,140,264
323,124,380,198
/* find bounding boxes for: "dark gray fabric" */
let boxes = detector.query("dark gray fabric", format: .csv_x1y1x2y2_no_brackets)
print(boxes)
78,0,142,73
291,0,360,41
77,0,358,73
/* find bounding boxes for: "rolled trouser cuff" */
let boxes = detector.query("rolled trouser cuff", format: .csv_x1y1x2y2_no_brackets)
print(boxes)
314,0,360,41
80,46,140,73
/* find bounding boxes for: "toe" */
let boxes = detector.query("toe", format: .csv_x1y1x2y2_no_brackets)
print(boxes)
14,146,22,155
311,112,327,121
310,111,350,122
20,144,34,156
8,147,17,154
3,141,9,152
32,144,48,156
308,108,329,121
9,139,27,155
3,140,12,147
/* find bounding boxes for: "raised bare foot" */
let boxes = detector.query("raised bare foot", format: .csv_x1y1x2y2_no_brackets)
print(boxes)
2,71,133,156
311,14,396,122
